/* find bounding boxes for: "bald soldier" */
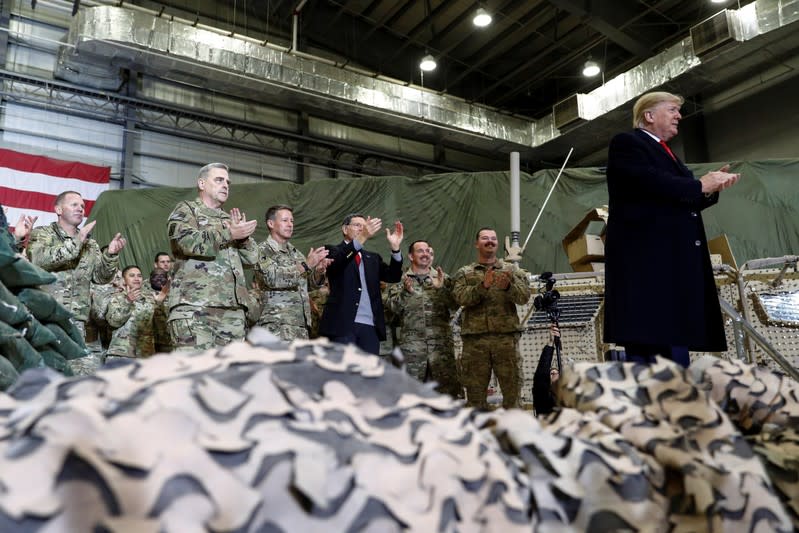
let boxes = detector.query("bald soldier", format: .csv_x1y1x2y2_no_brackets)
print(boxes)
166,163,258,351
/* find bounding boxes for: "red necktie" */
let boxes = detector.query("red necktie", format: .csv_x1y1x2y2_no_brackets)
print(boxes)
355,252,361,266
659,140,676,161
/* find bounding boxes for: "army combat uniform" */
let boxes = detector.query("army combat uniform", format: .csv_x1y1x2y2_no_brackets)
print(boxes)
386,267,461,397
254,236,322,341
27,222,119,375
152,299,172,353
308,285,329,339
105,291,156,360
451,260,531,409
167,199,258,351
88,279,122,350
27,222,119,326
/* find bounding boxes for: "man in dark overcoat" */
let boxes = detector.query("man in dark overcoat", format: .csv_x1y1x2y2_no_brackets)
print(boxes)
603,91,740,366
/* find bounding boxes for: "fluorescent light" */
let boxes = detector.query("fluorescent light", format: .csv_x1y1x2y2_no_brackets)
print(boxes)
473,8,492,27
419,54,437,71
582,60,600,77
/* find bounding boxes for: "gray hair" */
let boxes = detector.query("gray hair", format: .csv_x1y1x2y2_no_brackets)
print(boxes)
197,162,229,183
342,213,366,226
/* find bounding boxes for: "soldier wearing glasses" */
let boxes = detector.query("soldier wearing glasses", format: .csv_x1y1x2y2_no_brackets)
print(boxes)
386,240,461,396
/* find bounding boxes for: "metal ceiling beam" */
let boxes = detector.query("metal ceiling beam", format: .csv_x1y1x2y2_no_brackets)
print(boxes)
317,1,498,82
0,69,472,176
481,22,604,105
0,0,10,66
497,47,607,109
378,1,528,92
380,3,479,62
442,4,559,95
358,0,411,43
546,0,651,57
495,0,686,109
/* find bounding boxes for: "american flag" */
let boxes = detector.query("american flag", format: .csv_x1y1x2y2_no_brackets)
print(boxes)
0,148,110,229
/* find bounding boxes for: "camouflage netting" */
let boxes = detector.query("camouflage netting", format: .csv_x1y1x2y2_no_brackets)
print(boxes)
0,236,90,388
0,331,796,532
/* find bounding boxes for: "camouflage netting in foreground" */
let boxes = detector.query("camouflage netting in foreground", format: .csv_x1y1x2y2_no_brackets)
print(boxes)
0,330,796,532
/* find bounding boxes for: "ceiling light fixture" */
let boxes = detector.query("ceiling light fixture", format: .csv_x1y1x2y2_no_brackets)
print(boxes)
419,54,437,72
710,0,727,3
473,8,492,27
582,60,600,77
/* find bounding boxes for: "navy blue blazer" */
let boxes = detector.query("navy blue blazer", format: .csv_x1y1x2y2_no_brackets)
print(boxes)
603,129,726,351
319,240,402,341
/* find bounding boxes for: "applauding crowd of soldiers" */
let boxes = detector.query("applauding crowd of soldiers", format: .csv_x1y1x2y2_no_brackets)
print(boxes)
8,161,533,408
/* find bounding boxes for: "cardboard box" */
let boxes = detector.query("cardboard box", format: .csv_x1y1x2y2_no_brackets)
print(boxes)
562,206,608,267
565,234,605,264
571,261,605,272
708,234,737,269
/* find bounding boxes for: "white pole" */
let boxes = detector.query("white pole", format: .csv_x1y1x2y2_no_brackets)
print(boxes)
510,152,520,247
291,0,309,52
521,147,573,253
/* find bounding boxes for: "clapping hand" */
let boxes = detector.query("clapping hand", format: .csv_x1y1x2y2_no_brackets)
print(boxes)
306,246,329,269
360,217,382,244
154,279,170,304
78,220,97,244
227,208,257,240
125,285,141,303
108,233,127,254
494,271,511,290
700,164,741,194
13,214,37,242
431,266,445,288
403,276,415,293
483,268,495,289
386,220,404,251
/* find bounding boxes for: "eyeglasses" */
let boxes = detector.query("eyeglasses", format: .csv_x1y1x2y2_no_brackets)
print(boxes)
347,222,365,229
413,248,434,254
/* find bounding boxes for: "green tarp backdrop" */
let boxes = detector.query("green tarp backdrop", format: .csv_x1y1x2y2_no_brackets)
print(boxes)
89,159,799,278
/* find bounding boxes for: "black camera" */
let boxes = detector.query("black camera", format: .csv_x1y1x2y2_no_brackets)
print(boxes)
532,271,562,416
533,271,560,322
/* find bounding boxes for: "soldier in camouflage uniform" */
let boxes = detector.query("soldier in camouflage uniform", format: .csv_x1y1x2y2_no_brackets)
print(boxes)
152,252,173,275
308,282,329,339
87,270,123,350
149,268,173,353
106,265,168,361
27,191,127,374
254,205,329,342
166,163,258,351
452,227,531,409
386,240,461,397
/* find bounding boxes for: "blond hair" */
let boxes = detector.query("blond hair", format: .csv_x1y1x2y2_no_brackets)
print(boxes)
632,92,684,128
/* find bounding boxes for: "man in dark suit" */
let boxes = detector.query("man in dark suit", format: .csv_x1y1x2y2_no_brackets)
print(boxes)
604,91,740,367
320,213,403,355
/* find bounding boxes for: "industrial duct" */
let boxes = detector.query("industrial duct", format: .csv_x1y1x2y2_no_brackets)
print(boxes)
57,0,799,154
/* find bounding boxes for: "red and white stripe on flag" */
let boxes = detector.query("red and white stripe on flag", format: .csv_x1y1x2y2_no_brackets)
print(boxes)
0,148,110,229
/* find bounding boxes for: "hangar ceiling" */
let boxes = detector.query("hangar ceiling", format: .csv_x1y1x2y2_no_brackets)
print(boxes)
126,0,754,117
108,0,799,167
36,0,799,171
